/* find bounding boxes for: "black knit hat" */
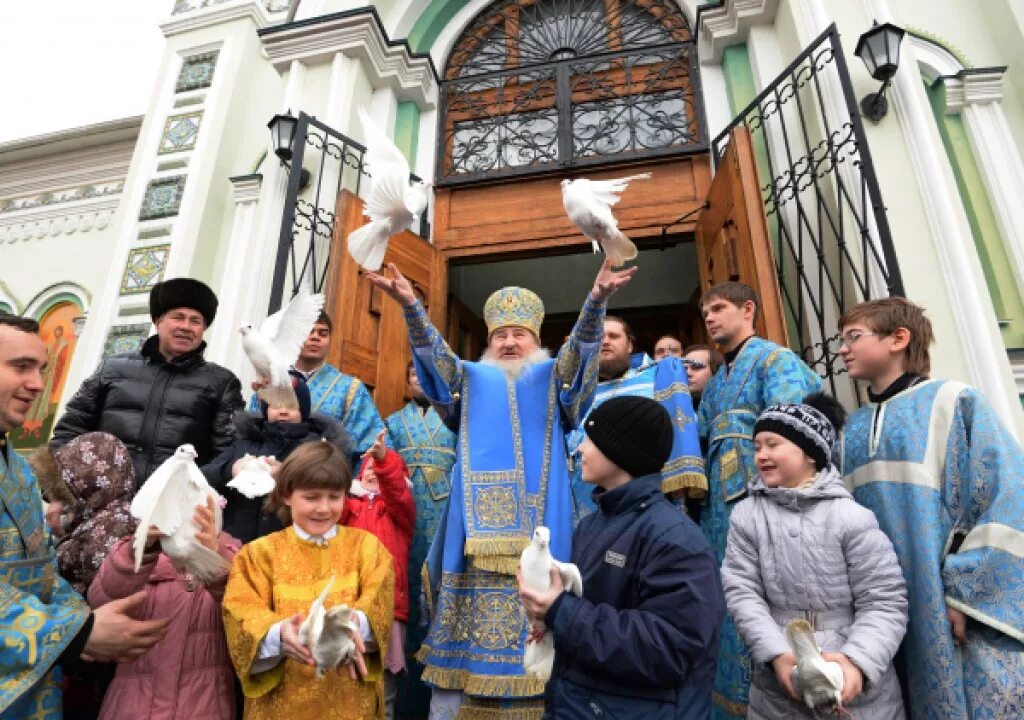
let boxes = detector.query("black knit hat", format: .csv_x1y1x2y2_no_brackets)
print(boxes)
149,277,218,326
753,392,846,469
584,396,673,478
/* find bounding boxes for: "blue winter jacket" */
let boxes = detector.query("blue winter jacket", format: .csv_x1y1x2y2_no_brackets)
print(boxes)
543,474,725,720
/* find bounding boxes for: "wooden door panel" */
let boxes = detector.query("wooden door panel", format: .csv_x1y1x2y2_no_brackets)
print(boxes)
695,127,788,346
327,190,448,418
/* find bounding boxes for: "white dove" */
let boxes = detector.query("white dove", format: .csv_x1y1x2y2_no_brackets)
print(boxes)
561,173,651,267
520,526,583,680
347,107,431,271
130,444,231,583
226,454,276,499
240,291,324,410
298,576,361,678
786,618,846,710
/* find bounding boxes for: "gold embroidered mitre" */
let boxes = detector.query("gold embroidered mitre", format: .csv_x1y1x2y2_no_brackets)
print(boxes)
483,287,545,338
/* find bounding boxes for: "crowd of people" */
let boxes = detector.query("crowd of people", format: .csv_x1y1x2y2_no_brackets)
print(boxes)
1,260,1022,720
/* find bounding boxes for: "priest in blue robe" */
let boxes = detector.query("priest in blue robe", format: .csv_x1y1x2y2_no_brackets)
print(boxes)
367,260,635,720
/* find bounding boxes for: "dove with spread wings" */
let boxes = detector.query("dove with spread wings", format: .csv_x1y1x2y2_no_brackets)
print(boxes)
561,173,651,267
347,108,431,271
240,291,324,410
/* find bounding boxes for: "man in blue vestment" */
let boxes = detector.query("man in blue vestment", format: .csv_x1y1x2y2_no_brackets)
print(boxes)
250,310,383,466
696,283,820,719
367,260,635,720
0,313,170,719
567,316,705,523
388,361,457,717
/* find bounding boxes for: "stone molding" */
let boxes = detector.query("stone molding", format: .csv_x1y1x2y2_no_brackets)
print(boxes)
696,0,779,64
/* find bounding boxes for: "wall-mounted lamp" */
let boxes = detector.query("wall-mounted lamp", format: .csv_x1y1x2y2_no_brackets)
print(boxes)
855,21,906,123
267,110,311,190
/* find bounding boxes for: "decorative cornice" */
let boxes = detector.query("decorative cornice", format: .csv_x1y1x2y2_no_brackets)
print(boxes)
0,182,124,215
260,8,438,108
161,0,272,36
0,198,120,244
941,67,1007,113
696,0,779,63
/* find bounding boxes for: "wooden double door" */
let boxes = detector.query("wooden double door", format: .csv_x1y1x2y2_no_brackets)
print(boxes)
326,127,786,418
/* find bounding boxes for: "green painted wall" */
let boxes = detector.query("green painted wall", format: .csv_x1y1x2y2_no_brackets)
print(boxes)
408,0,472,54
394,101,421,167
928,79,1024,350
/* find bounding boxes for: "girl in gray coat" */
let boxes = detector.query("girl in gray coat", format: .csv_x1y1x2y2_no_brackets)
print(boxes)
721,394,907,719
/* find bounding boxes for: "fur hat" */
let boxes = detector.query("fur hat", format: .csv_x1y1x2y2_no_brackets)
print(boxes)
149,277,218,326
583,396,673,478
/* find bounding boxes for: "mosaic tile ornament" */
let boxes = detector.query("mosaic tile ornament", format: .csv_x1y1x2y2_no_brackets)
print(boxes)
176,51,219,93
159,112,202,154
103,324,151,357
139,176,186,221
120,244,171,294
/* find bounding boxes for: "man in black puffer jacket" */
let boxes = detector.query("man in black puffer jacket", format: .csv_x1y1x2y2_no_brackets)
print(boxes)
520,396,725,720
51,278,243,486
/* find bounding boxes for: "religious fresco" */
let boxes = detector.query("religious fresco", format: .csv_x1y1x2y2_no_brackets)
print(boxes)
11,302,79,450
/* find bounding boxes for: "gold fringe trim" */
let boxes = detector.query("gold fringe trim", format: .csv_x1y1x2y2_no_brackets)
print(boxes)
421,562,434,619
470,554,521,575
464,536,530,557
661,471,708,496
458,698,545,720
421,665,547,697
712,690,748,716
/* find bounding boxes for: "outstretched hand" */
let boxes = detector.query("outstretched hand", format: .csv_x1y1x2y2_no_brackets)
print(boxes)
591,259,637,302
365,263,417,307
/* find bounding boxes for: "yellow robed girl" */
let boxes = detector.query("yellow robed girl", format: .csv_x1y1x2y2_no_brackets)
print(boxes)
222,442,395,720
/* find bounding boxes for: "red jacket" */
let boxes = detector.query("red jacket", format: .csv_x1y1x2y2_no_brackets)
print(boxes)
342,449,415,622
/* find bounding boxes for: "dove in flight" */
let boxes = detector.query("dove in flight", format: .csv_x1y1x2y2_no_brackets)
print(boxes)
130,444,231,583
298,576,361,678
561,173,651,267
520,526,583,680
240,291,324,409
786,618,845,711
226,455,276,499
347,107,431,270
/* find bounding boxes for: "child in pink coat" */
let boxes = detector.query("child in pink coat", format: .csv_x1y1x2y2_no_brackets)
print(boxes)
88,497,240,720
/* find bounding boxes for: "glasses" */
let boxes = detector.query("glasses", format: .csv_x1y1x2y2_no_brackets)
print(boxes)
683,359,709,370
831,330,883,350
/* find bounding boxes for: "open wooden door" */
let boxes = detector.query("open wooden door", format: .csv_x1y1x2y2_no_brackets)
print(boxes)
325,190,447,418
694,127,789,346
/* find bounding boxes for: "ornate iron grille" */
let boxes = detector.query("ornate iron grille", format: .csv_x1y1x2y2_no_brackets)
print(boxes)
269,112,428,313
713,24,904,403
439,0,705,185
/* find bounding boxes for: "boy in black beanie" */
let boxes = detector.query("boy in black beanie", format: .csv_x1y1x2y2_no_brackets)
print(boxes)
519,395,725,720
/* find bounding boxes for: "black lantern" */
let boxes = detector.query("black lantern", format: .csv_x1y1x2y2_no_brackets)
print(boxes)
854,21,906,122
268,110,298,162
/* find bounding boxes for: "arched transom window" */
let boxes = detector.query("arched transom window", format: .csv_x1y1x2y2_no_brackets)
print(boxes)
438,0,703,184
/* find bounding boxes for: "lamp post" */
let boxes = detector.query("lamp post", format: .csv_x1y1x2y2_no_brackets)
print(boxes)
854,21,906,123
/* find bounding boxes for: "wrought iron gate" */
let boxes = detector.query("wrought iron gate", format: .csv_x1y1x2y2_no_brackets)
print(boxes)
712,24,904,401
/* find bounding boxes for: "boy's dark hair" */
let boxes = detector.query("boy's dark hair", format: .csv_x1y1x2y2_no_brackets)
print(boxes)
683,344,725,373
604,315,635,343
838,297,934,376
315,310,332,333
266,441,352,525
700,282,760,323
0,313,40,334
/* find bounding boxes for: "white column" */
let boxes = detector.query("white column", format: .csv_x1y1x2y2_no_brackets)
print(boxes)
205,175,263,381
945,69,1024,297
323,52,360,132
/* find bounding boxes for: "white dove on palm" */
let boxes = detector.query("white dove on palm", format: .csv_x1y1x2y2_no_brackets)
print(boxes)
240,291,324,409
298,576,361,678
786,618,845,710
561,173,651,267
347,108,431,270
520,526,583,680
227,455,276,499
130,444,231,583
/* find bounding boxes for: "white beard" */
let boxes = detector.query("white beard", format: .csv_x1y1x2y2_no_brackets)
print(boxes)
480,347,551,380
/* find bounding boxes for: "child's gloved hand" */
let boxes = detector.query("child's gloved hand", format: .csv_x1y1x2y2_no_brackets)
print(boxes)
771,652,799,701
281,613,314,666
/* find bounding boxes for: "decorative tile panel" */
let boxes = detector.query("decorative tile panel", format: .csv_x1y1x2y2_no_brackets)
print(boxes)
120,244,171,294
159,112,202,154
138,176,186,220
176,51,219,93
103,324,151,357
